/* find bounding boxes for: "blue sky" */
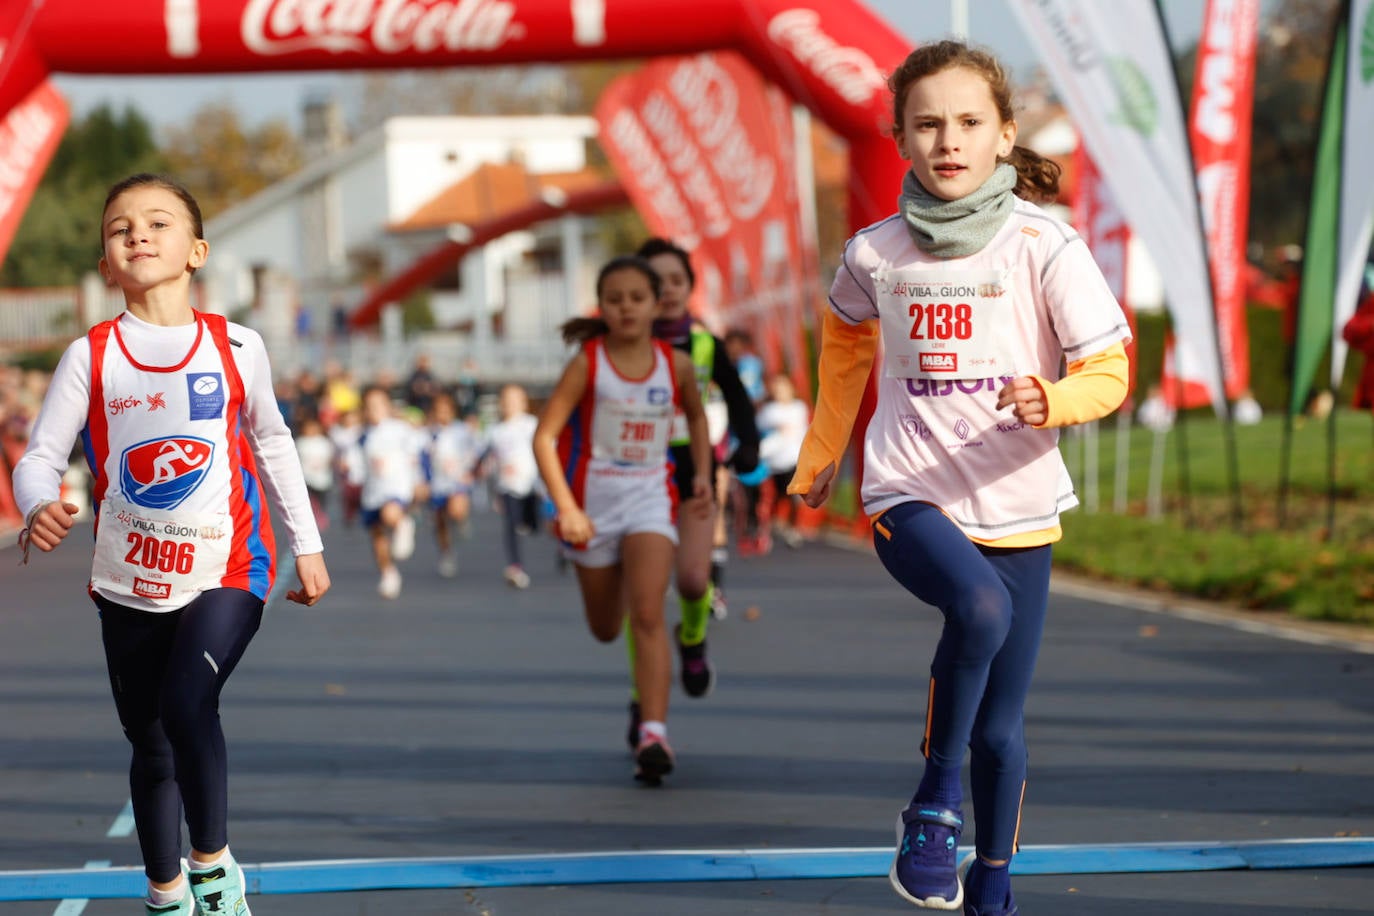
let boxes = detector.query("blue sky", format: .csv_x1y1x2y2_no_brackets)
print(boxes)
50,0,1208,133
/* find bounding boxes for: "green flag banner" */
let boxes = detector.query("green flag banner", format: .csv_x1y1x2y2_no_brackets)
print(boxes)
1289,15,1347,416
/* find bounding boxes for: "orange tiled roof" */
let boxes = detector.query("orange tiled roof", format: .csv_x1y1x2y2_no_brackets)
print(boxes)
392,162,612,232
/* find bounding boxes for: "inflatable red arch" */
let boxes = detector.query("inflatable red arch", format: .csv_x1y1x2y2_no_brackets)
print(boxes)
0,0,910,237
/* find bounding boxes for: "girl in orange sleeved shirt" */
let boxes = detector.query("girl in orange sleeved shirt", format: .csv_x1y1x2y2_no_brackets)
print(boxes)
790,41,1130,915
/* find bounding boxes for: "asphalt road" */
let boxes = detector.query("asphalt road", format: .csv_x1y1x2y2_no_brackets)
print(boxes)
2,504,1372,914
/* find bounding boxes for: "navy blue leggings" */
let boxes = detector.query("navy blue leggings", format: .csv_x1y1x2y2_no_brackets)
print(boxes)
872,501,1051,860
95,588,263,882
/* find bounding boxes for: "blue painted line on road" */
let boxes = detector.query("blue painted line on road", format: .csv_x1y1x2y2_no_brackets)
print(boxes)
3,838,1371,902
105,801,135,838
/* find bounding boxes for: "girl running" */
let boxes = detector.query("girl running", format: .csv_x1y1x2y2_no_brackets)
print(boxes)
13,173,331,916
423,390,478,577
790,42,1130,914
479,383,541,589
756,373,811,548
637,237,760,705
346,384,422,599
533,255,711,785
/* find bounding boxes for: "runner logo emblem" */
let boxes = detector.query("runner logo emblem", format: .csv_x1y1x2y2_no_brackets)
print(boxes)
187,372,225,420
120,436,215,510
919,353,957,373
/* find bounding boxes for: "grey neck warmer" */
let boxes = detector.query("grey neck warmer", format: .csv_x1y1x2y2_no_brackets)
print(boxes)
898,162,1018,258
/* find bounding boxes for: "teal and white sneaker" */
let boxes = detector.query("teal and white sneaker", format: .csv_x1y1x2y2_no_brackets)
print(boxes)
189,855,251,915
145,884,193,915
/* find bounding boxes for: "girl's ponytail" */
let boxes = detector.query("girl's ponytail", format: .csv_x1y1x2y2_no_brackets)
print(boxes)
560,316,609,345
1005,145,1062,204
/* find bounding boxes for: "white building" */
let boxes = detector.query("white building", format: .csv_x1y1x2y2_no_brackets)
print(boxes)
200,107,613,384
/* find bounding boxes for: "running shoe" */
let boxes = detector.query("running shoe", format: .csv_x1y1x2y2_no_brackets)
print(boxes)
959,852,1018,916
889,803,964,909
674,623,715,698
145,885,193,915
503,564,531,589
437,551,458,578
391,514,416,561
633,731,675,786
710,586,729,620
626,700,642,753
377,566,402,599
189,857,251,915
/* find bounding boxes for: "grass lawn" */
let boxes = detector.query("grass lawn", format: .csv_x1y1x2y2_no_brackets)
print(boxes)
1054,408,1374,624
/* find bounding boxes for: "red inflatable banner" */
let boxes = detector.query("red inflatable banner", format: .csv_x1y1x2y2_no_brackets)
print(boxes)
0,80,69,269
0,0,910,237
1161,0,1259,408
596,51,812,390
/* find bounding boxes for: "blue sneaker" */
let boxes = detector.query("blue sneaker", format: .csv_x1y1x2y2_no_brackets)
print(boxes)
959,852,1018,916
189,855,251,915
889,803,964,909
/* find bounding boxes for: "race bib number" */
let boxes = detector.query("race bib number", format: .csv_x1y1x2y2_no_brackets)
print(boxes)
593,400,671,467
877,269,1017,379
90,497,231,608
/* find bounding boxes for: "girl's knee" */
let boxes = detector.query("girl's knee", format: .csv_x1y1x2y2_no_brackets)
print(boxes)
947,587,1013,651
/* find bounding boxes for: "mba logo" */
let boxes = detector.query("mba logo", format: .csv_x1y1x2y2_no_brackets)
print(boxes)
919,352,957,373
119,436,215,510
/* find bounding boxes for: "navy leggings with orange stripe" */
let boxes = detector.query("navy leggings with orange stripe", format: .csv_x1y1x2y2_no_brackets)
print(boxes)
872,500,1052,860
95,588,264,882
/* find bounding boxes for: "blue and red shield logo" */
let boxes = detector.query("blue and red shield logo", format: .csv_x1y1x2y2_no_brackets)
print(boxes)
119,436,215,510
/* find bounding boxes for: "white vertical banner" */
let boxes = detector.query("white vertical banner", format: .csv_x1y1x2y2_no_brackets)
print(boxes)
1007,0,1224,409
1330,0,1374,386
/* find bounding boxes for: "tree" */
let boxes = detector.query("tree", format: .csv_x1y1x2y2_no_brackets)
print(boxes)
1,104,166,287
160,104,302,219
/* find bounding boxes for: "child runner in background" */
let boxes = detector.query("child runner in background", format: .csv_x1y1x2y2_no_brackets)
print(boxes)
346,384,422,599
480,383,541,589
423,390,478,578
329,407,363,526
533,255,710,785
636,237,760,710
295,415,335,533
755,373,810,548
790,41,1130,914
14,173,330,916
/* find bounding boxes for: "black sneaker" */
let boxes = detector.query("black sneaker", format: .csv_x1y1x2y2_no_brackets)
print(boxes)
675,623,715,697
626,700,642,753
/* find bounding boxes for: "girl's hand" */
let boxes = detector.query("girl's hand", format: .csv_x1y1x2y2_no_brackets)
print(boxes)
996,376,1048,427
690,473,713,513
24,501,80,552
556,508,595,546
287,553,331,606
801,462,836,509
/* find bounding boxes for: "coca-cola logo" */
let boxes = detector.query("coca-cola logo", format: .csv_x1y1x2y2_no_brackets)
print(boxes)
767,9,885,106
241,0,526,56
665,56,775,223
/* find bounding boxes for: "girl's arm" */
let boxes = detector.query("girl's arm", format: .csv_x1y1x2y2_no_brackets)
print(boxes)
709,339,760,471
533,350,591,542
236,330,330,605
787,310,879,506
13,338,92,554
996,341,1130,428
674,350,713,504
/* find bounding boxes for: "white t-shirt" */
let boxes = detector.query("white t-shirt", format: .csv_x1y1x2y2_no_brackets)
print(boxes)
346,418,422,510
484,413,540,497
757,399,810,475
829,199,1131,538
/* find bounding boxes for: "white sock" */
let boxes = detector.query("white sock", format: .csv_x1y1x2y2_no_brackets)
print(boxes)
639,720,667,741
188,848,231,870
147,877,187,905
